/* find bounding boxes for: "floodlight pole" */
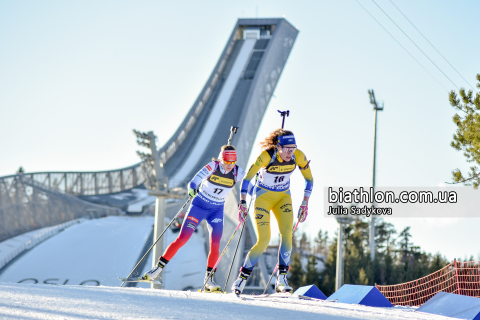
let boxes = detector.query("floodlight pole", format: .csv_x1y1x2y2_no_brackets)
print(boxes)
335,221,344,291
145,131,167,289
134,129,186,289
368,89,383,261
335,211,354,291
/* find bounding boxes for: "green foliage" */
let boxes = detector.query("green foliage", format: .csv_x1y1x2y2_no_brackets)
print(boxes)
449,74,480,188
16,166,25,174
314,229,329,256
318,235,337,296
298,232,310,256
356,268,369,285
288,252,304,291
304,254,321,287
292,220,455,296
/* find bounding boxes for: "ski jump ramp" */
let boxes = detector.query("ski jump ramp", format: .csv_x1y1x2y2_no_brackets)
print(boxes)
0,18,298,292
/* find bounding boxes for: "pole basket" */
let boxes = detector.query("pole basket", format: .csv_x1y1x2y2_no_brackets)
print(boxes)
376,259,480,306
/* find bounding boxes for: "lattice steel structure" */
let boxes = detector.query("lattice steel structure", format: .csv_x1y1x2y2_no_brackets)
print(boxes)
0,174,122,242
16,164,147,197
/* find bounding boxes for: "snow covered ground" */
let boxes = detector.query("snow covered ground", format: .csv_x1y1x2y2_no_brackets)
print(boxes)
0,215,208,291
0,216,456,319
0,219,83,271
0,216,154,287
0,282,454,320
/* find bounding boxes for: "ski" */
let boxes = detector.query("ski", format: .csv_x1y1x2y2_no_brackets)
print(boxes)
234,293,247,301
252,292,314,300
118,276,162,285
197,289,223,294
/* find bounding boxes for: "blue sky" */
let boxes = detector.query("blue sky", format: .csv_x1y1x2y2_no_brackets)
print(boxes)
1,1,479,261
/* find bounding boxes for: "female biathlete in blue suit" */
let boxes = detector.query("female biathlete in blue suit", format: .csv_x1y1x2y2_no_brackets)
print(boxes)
231,129,313,294
142,145,246,292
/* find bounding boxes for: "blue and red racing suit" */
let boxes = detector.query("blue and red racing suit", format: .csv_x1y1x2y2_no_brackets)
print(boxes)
162,161,246,268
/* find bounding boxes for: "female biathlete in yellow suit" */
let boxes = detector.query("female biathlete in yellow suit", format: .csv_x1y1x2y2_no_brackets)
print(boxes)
231,129,313,294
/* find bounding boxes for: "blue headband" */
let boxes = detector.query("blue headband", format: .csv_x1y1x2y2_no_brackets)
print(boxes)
278,135,296,146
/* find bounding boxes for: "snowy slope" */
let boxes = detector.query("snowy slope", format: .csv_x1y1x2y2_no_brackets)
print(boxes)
0,219,82,270
0,215,208,291
0,282,454,320
0,216,154,286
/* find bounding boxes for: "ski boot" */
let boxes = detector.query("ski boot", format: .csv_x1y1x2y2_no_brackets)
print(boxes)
231,267,252,295
142,257,168,280
275,265,293,293
203,267,221,293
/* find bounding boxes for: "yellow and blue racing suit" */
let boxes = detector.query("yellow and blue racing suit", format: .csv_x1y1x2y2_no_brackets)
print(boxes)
240,148,313,270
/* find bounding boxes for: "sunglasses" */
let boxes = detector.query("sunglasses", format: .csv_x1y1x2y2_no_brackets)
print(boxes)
281,145,297,154
223,160,236,165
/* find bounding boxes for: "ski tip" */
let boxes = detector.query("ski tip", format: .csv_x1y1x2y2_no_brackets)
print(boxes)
234,293,246,300
118,276,162,285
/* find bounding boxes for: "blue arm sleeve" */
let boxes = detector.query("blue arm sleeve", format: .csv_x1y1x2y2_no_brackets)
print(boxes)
241,179,251,195
189,181,198,190
188,162,215,191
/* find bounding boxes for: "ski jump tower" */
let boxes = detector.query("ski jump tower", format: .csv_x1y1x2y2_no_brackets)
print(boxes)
152,18,299,293
0,18,298,293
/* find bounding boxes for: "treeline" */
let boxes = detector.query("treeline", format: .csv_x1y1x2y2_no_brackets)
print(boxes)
287,218,454,296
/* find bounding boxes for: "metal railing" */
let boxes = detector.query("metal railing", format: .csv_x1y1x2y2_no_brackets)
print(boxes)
0,174,122,242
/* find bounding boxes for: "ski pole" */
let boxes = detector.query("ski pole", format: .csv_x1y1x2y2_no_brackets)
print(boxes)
262,219,301,294
120,196,193,287
222,184,257,292
222,222,245,292
200,219,245,292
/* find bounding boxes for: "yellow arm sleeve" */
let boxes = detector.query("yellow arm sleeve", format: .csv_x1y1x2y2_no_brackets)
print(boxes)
240,151,271,194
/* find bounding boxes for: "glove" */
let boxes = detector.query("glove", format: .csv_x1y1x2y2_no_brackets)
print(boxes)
297,200,308,223
238,200,248,222
188,188,198,197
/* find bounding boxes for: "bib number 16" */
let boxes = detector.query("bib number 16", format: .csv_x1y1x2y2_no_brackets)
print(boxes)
274,176,285,183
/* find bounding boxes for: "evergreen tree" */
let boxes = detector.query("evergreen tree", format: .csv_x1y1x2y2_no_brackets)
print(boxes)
428,253,446,274
375,219,397,253
304,254,321,287
449,74,480,188
398,227,413,262
314,229,329,256
318,235,337,296
16,166,25,174
383,246,400,285
288,252,304,291
343,219,370,285
302,222,456,293
298,232,310,257
356,268,369,285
